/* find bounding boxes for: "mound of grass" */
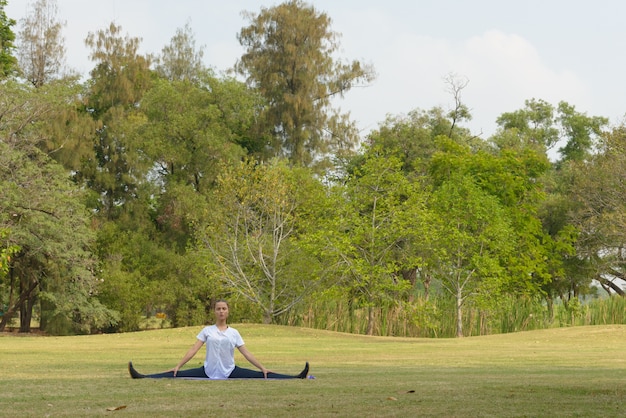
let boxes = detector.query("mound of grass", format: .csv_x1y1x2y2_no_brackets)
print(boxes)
1,325,624,417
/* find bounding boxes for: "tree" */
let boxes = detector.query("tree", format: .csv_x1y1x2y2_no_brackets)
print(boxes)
495,98,560,152
429,174,515,337
201,159,325,324
138,76,248,194
0,0,17,78
556,101,607,163
443,73,472,137
155,21,206,83
566,124,626,297
495,99,610,309
0,79,118,334
0,136,116,334
17,0,67,87
495,99,607,164
236,0,375,167
81,22,152,220
322,149,431,334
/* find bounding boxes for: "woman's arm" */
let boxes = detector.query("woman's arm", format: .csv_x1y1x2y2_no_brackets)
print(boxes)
237,345,270,378
169,339,204,376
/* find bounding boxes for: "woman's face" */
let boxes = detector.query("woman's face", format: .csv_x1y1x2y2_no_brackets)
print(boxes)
215,301,229,321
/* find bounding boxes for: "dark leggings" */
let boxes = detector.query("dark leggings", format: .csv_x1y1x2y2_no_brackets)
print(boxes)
144,365,299,379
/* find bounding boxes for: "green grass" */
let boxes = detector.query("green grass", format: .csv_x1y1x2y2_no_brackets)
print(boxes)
1,325,625,417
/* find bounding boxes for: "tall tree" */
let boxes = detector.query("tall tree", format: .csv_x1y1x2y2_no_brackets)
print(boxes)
17,0,66,87
429,174,515,337
201,159,325,323
155,21,206,83
495,99,610,308
0,81,117,333
0,0,17,78
322,149,431,334
566,124,626,297
495,99,607,164
236,0,375,167
82,22,152,220
138,77,248,194
556,101,607,163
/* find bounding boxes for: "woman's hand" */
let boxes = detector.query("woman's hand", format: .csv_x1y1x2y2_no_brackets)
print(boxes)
238,345,270,378
260,367,273,378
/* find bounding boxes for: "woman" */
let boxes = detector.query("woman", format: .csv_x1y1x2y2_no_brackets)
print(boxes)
128,299,309,379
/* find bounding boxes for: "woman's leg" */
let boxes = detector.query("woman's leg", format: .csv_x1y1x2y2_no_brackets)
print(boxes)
129,362,208,379
228,362,309,379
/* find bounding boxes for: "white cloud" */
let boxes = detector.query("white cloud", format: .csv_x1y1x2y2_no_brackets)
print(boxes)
339,29,591,138
459,30,590,121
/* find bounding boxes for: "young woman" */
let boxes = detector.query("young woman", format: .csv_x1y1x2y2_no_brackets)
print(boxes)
128,300,309,379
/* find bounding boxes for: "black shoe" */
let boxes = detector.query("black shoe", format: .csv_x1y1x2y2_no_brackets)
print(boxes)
297,362,309,379
128,361,145,379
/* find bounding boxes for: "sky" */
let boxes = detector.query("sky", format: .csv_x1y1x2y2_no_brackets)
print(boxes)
6,0,626,139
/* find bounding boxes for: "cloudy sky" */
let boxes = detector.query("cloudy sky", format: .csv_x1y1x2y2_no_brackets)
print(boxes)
6,0,626,138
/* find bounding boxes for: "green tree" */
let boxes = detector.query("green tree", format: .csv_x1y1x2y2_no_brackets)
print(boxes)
81,22,152,220
495,98,560,152
236,0,375,167
17,0,67,87
138,77,248,194
556,101,607,163
495,99,607,164
201,159,325,324
0,229,20,315
566,124,626,297
429,174,515,337
0,139,116,334
0,0,17,78
322,150,431,334
494,99,609,310
155,21,205,83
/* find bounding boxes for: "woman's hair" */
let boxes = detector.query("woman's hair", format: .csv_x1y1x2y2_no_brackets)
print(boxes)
214,299,229,308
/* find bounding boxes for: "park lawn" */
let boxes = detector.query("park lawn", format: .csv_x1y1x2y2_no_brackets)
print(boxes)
1,325,624,417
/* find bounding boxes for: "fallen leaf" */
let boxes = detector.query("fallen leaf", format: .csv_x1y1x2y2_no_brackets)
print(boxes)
106,405,127,411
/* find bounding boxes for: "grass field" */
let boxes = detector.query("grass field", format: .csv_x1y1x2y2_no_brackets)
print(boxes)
1,324,625,417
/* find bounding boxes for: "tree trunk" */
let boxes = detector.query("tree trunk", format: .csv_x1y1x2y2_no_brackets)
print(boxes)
0,276,39,332
263,310,272,324
456,287,464,338
400,268,417,302
366,306,374,335
20,296,34,332
423,273,432,301
19,275,37,333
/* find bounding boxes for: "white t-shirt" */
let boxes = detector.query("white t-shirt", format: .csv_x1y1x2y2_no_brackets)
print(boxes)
196,325,244,379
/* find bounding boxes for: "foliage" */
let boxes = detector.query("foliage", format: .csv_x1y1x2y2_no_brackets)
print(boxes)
137,76,248,193
565,124,626,297
0,140,117,333
0,79,117,333
17,0,67,87
1,3,624,338
0,0,17,78
200,159,326,324
154,21,206,83
428,173,515,336
81,22,153,220
236,0,375,167
495,98,608,164
320,149,431,334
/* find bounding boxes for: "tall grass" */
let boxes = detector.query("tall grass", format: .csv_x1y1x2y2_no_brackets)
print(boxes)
280,295,626,338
